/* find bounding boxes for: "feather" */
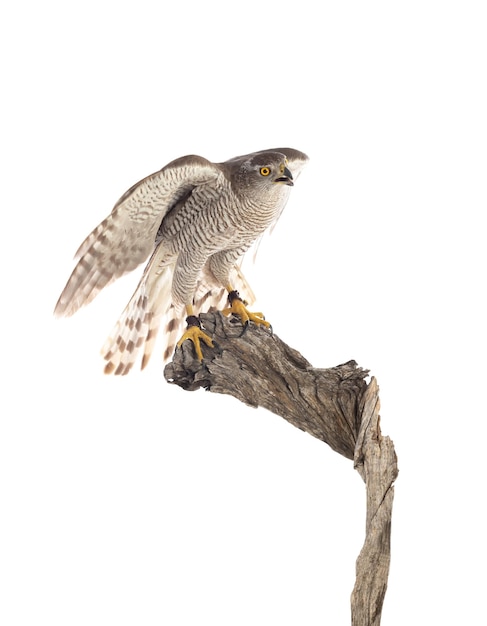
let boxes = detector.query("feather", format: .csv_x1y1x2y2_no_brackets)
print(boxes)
54,148,309,372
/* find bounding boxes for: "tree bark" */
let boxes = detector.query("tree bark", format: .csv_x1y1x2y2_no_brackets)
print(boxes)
164,311,398,624
351,377,398,625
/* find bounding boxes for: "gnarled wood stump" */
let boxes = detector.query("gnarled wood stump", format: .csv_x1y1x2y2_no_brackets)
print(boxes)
165,312,398,625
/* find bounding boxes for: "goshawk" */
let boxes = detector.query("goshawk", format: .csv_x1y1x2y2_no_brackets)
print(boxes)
54,148,308,374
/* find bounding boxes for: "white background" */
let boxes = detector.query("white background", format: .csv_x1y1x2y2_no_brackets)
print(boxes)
1,1,486,624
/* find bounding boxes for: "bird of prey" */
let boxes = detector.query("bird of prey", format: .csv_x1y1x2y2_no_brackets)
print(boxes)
54,148,308,374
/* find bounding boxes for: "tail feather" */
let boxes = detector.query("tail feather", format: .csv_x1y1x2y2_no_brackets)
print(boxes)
101,260,256,374
102,288,152,375
141,273,182,370
102,259,175,375
161,304,185,363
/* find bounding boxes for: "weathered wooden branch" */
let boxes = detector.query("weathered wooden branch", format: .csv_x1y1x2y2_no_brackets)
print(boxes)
351,378,398,625
164,311,398,625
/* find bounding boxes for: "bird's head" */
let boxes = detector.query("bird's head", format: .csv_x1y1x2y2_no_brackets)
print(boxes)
232,151,296,196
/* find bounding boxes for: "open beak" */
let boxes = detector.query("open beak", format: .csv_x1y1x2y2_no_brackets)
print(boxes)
274,166,294,186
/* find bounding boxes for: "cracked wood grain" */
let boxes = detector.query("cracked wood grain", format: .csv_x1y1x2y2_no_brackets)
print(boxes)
352,377,398,625
164,311,398,624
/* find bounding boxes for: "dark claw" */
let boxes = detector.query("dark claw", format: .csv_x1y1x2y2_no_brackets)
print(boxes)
238,321,250,338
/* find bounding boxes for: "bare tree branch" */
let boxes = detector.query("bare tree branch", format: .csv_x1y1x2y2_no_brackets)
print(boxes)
164,312,398,624
351,378,398,625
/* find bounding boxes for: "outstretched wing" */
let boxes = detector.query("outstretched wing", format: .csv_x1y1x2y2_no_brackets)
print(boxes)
54,155,221,317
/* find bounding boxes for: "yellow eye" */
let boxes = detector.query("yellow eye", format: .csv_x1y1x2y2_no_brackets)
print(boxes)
260,166,271,176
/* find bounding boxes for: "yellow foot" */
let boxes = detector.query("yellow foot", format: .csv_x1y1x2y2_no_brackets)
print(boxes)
221,291,271,329
177,316,214,361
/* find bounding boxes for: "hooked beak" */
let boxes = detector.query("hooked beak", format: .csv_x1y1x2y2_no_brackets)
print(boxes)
274,166,294,186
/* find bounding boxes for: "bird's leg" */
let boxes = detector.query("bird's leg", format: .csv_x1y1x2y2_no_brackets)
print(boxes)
221,288,271,329
176,305,214,361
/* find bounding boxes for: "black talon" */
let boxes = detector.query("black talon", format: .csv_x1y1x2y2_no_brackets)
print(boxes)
238,321,250,337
